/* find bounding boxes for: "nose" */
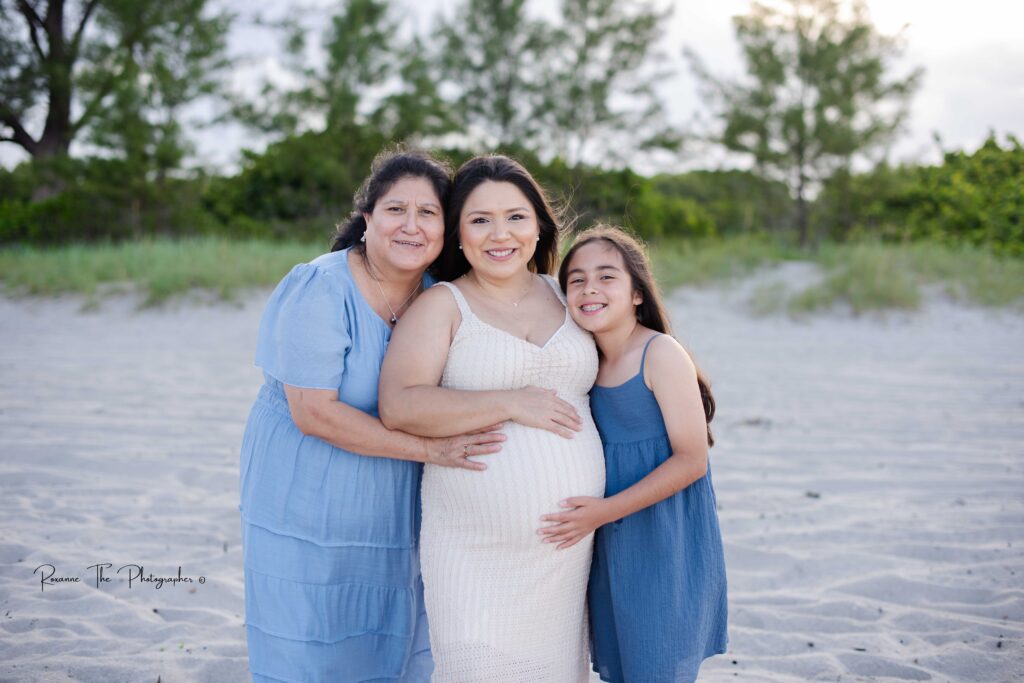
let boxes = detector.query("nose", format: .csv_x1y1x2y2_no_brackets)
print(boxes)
401,210,419,233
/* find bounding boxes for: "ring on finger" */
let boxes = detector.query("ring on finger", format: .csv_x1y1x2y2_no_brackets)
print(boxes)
463,444,469,456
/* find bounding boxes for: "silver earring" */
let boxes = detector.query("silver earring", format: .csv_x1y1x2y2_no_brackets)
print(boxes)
360,233,366,242
536,235,540,242
458,243,463,250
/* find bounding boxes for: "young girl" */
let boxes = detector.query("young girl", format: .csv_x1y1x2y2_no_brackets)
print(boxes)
538,225,727,683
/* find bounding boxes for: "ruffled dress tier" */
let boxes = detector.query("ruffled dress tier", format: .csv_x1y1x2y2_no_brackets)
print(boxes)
587,335,728,683
240,249,433,682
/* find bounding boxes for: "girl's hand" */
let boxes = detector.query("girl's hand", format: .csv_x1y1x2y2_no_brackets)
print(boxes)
424,423,506,470
537,496,614,549
511,386,582,438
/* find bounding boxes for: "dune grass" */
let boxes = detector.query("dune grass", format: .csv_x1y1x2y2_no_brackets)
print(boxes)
650,233,801,289
785,241,1024,314
0,237,324,306
1,235,1021,313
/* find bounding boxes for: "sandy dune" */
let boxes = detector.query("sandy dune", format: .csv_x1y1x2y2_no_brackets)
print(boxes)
1,267,1022,682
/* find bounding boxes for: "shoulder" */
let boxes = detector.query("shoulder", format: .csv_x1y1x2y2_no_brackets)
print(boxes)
643,333,697,387
404,282,462,321
275,250,353,297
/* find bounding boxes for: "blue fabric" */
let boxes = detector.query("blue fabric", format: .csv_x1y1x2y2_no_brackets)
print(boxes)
587,335,728,683
240,249,434,682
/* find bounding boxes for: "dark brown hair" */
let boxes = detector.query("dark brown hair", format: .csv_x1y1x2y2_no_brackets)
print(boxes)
436,155,561,281
330,148,453,268
559,225,716,447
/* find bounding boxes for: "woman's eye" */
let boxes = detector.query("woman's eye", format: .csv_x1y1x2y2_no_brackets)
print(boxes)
470,217,488,224
509,213,525,221
388,206,404,213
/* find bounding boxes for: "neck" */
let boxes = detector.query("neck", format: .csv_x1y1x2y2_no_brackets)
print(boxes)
593,319,643,363
466,268,534,298
360,247,422,295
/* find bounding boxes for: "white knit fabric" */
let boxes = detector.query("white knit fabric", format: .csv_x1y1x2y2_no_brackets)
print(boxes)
421,277,606,683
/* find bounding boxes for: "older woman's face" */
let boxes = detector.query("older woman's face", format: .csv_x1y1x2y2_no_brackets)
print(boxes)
459,181,539,280
363,176,445,273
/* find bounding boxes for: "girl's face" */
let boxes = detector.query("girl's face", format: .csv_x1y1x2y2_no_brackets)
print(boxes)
564,240,642,334
362,176,445,273
459,181,539,280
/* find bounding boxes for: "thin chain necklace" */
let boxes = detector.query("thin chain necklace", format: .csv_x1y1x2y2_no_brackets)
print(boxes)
362,251,420,325
467,273,533,309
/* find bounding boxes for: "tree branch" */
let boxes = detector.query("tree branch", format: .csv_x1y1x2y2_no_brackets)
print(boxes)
71,0,101,59
16,0,48,61
0,104,39,154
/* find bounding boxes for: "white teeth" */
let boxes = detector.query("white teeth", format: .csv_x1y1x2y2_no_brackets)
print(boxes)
581,304,605,312
487,249,514,257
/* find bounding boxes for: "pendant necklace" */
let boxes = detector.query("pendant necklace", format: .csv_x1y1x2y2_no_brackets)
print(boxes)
363,251,420,325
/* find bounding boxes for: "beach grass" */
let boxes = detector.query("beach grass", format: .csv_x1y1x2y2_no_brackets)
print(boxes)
785,241,1024,314
650,233,801,289
2,235,1021,312
0,237,324,306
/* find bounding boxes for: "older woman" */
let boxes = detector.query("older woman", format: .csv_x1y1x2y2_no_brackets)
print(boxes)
239,150,505,682
379,155,606,682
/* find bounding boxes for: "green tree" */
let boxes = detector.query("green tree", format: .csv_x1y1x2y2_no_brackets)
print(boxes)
687,0,921,246
540,0,676,167
0,0,230,169
435,0,552,147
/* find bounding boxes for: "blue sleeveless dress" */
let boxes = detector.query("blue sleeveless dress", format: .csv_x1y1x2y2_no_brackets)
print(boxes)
588,335,728,683
240,249,433,682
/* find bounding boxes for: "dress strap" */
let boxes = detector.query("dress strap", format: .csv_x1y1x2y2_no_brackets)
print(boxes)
539,274,567,305
433,281,475,320
639,333,663,376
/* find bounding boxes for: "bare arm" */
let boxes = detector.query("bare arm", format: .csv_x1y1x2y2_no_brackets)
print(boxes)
539,335,710,547
285,385,505,470
378,286,581,438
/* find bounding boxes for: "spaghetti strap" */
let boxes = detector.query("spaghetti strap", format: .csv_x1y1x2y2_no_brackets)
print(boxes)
540,273,567,304
433,281,474,320
639,333,663,376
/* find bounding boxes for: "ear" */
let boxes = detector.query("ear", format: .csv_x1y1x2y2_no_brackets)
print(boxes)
633,289,643,306
362,212,372,226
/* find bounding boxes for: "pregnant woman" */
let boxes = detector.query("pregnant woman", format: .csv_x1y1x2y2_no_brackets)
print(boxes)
379,155,605,682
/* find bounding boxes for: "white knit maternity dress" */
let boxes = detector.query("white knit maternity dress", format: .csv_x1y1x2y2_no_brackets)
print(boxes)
421,278,606,682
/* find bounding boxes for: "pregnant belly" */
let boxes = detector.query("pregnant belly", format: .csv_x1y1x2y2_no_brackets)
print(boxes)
421,422,605,544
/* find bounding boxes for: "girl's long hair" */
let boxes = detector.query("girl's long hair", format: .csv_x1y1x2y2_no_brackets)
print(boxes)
559,225,716,447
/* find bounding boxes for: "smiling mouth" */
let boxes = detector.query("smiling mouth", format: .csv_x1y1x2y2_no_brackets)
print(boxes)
485,248,516,259
579,303,606,313
393,240,424,247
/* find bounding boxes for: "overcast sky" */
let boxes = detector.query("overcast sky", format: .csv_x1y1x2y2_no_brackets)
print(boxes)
3,0,1022,173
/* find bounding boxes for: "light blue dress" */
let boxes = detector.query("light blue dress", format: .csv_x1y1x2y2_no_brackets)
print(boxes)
588,334,728,683
240,249,433,682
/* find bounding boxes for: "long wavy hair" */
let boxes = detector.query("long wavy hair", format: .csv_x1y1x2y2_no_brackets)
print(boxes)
559,225,716,447
330,148,453,273
435,155,562,281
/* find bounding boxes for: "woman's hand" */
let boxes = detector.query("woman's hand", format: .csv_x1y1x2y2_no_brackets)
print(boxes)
537,496,614,549
510,386,582,438
423,423,506,470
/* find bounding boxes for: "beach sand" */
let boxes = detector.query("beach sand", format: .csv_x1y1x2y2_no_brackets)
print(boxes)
1,266,1022,682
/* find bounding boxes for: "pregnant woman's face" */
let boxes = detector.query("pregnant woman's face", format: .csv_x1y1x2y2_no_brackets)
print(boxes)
363,175,445,274
459,181,539,280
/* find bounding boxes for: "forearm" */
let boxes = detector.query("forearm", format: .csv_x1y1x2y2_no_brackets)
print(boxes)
379,385,516,437
294,393,427,462
602,453,709,523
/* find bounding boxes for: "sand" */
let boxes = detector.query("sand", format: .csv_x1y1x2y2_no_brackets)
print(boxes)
1,265,1022,682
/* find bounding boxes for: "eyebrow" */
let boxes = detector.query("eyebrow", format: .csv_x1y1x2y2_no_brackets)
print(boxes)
566,264,623,276
381,198,441,209
465,206,532,216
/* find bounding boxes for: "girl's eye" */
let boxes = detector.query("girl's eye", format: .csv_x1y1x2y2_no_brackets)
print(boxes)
509,213,526,221
470,217,488,224
569,278,584,285
601,275,614,280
